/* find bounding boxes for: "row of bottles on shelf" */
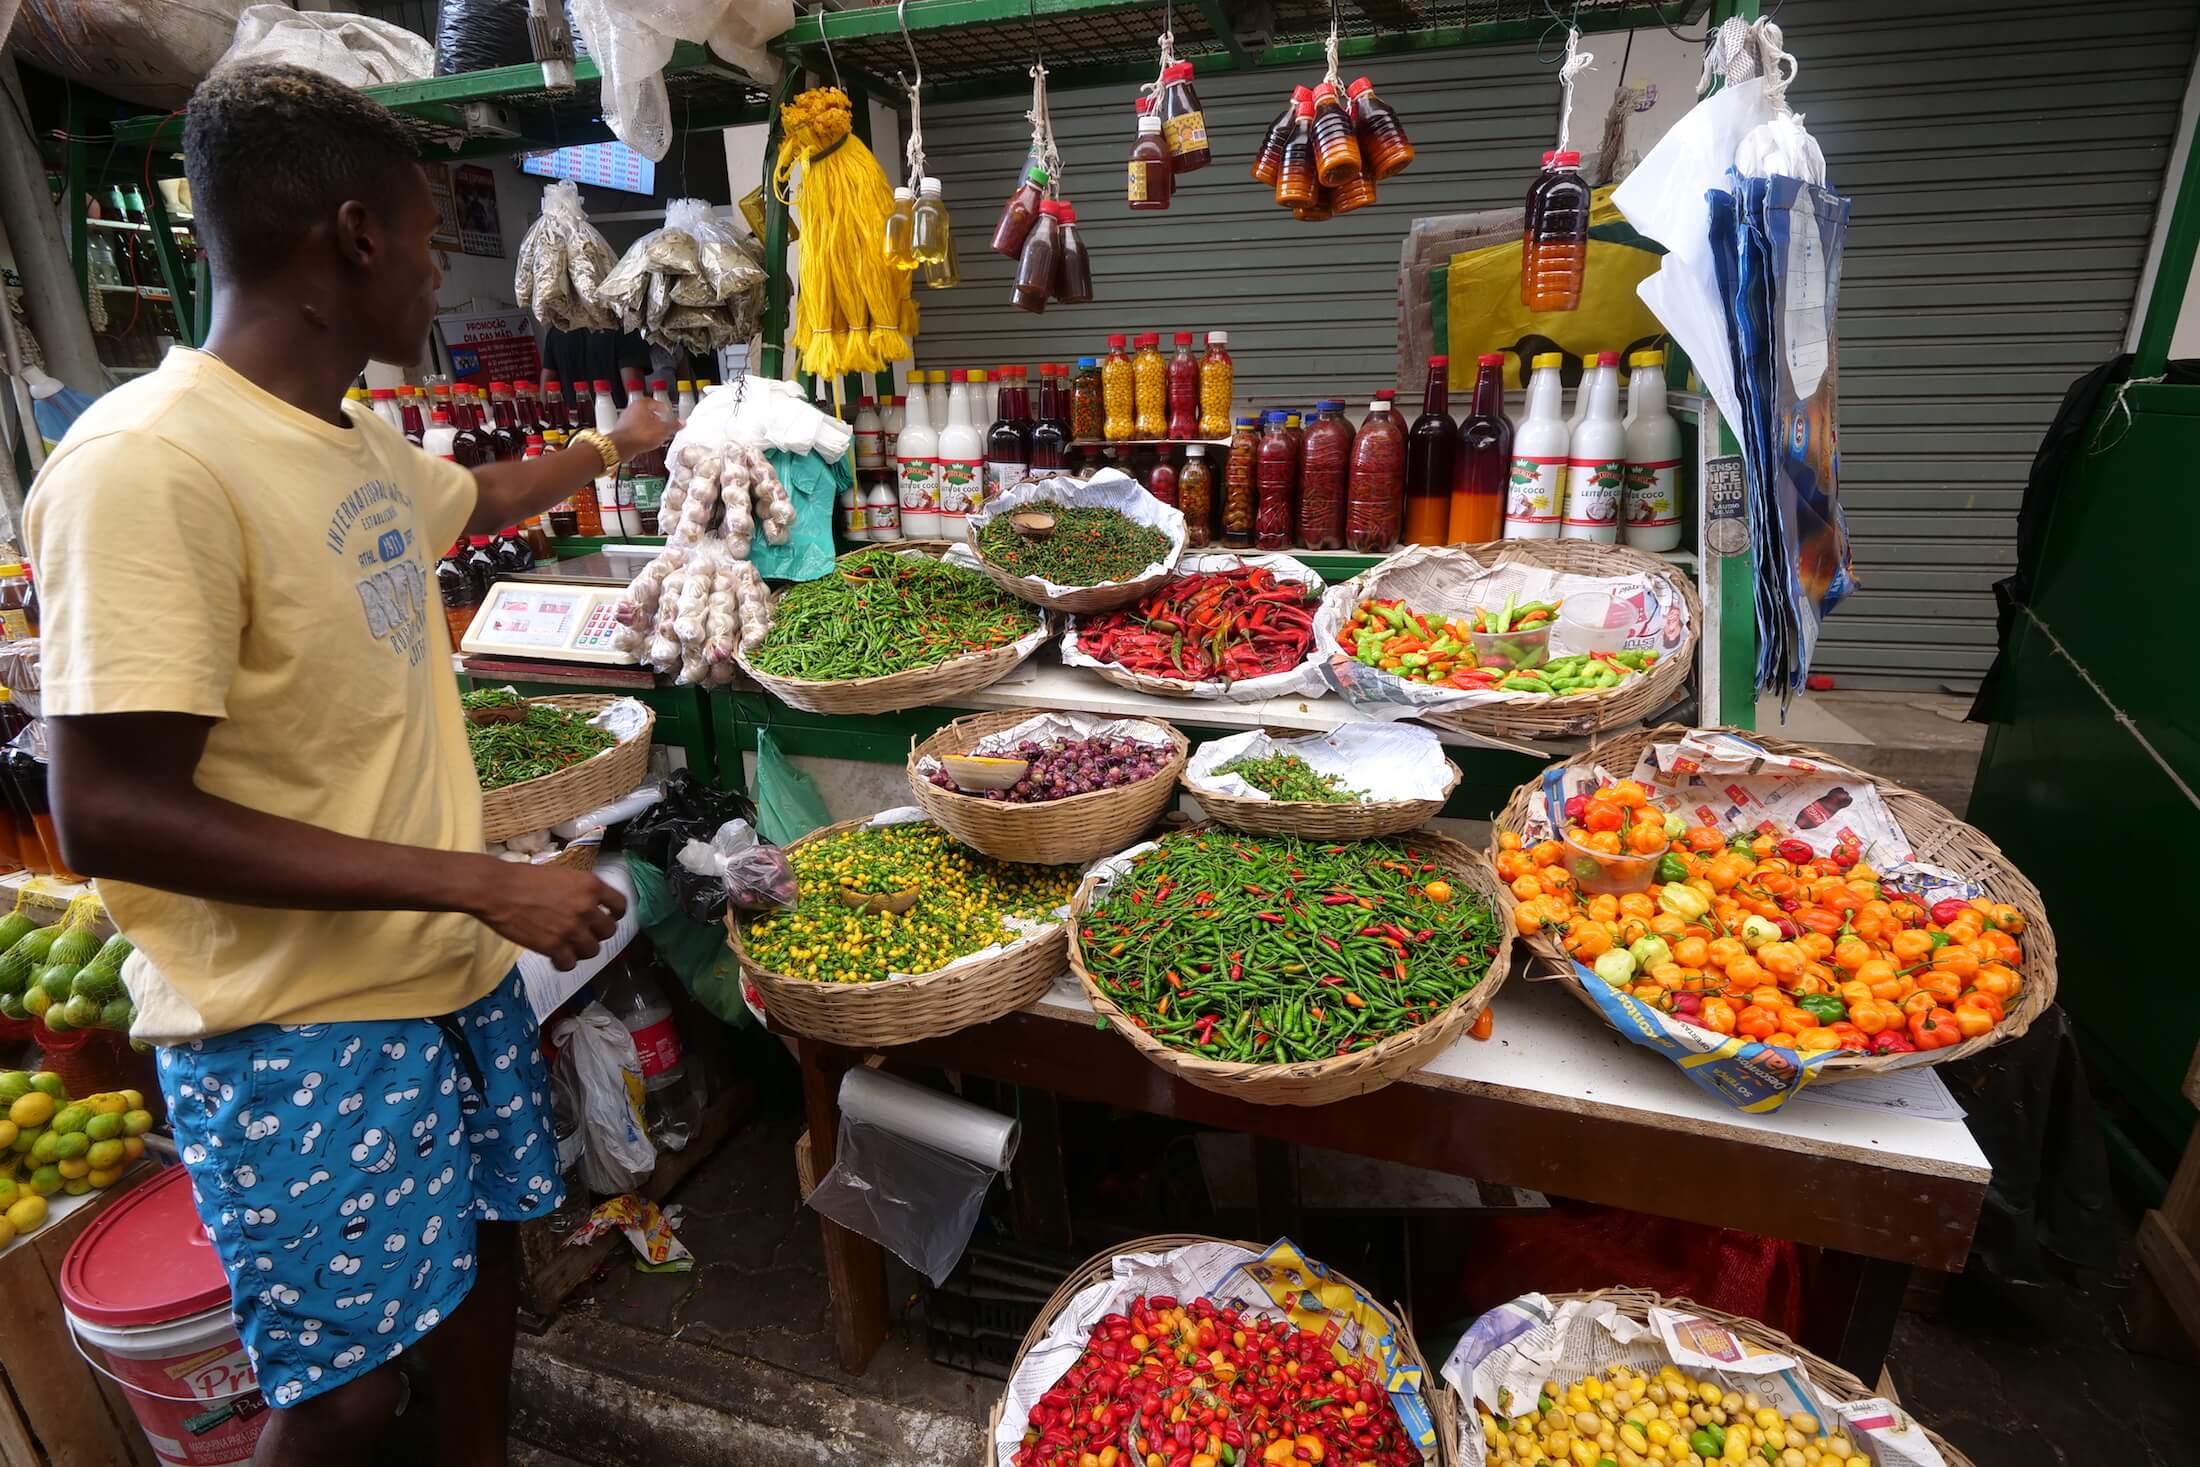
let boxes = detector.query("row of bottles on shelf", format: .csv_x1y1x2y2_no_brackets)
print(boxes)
836,345,1681,555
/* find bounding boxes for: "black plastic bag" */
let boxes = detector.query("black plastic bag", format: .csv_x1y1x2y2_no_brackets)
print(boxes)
436,0,535,74
612,767,757,874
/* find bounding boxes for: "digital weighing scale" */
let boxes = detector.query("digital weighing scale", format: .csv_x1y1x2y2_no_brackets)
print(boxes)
460,580,636,665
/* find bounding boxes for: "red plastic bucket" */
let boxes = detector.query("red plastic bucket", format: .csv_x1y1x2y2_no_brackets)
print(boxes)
59,1165,265,1466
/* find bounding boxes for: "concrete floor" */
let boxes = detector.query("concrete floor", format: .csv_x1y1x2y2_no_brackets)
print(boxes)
509,1106,2200,1466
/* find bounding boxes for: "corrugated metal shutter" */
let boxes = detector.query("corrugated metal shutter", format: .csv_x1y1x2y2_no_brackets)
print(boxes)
917,0,2198,690
918,44,1564,411
1718,0,2195,689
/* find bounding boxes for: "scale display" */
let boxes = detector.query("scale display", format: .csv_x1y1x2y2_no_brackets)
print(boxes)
460,581,635,665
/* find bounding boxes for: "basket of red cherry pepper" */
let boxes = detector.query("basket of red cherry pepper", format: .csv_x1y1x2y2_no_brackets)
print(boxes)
990,1234,1453,1467
1491,725,2058,1086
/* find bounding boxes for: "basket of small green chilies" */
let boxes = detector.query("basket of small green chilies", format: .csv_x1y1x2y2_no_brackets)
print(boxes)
1180,724,1463,841
728,810,1082,1047
1068,826,1512,1106
473,692,654,844
957,469,1187,615
736,544,1051,716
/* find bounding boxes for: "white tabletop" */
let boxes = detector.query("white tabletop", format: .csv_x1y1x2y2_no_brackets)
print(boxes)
1027,971,1989,1183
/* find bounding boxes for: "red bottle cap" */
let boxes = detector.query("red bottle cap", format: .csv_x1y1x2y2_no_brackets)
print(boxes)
1296,95,1315,117
544,378,562,389
1165,61,1194,82
1135,95,1152,114
1375,389,1396,399
593,378,613,391
1058,201,1077,222
1595,351,1622,366
1175,332,1193,345
1293,84,1315,105
651,377,668,390
370,386,395,399
1347,77,1374,99
1109,334,1127,347
1313,81,1337,102
1541,150,1556,165
468,535,493,546
950,368,968,381
1478,352,1505,365
526,434,544,446
1429,355,1449,368
1554,150,1582,166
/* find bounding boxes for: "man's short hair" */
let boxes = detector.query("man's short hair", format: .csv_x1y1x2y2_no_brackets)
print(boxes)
183,62,421,279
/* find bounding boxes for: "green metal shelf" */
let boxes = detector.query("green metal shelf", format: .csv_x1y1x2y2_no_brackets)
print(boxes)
778,0,1707,101
109,42,772,168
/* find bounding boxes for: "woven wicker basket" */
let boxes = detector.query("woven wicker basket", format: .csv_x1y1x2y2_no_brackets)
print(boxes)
734,543,1049,717
986,1233,1458,1467
1186,753,1462,839
1069,827,1513,1106
1066,553,1326,700
1520,1289,1977,1467
726,815,1069,1048
907,709,1188,865
968,495,1185,616
1344,540,1700,742
1491,724,2058,1085
479,694,655,845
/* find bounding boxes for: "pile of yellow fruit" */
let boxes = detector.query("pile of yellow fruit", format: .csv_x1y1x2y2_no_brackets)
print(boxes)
0,1070,154,1248
1479,1362,1865,1466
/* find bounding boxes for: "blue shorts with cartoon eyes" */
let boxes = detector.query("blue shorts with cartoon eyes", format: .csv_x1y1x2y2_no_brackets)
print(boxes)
158,969,563,1409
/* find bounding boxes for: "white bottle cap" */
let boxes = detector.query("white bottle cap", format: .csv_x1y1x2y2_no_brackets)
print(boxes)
893,186,913,201
920,176,943,196
1207,331,1227,345
1186,444,1206,457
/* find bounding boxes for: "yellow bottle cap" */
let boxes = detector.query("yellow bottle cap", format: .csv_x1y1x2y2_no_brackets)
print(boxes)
1531,352,1564,369
1630,350,1666,367
969,368,989,382
0,563,21,577
676,379,693,391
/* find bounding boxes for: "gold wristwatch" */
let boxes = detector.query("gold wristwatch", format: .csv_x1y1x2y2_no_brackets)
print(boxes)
570,428,620,472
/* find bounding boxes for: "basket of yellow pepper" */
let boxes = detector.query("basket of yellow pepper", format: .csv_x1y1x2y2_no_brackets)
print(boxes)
1490,724,2056,1089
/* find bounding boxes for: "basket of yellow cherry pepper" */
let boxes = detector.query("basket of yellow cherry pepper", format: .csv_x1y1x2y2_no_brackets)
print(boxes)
1490,725,2057,1084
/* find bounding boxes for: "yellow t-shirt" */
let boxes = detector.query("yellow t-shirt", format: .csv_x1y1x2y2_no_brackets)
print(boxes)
24,349,515,1040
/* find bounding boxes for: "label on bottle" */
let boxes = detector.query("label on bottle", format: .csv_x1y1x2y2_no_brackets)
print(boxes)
1504,454,1565,526
938,457,983,520
866,495,901,537
1623,458,1682,528
1127,160,1162,203
898,456,938,513
628,474,668,515
0,611,27,643
854,428,885,467
1163,110,1209,157
628,1015,684,1079
1562,458,1625,531
985,459,1028,501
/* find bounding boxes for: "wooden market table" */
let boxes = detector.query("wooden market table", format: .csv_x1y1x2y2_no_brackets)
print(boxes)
786,973,1989,1389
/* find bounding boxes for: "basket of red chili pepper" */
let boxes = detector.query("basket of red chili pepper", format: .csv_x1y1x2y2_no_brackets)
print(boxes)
1069,826,1512,1107
989,1233,1456,1467
1062,554,1326,700
1491,725,2056,1092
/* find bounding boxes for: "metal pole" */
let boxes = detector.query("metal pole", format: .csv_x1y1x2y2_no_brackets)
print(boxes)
0,58,106,394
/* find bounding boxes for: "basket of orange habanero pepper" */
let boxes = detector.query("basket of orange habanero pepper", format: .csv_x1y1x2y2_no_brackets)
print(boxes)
1490,724,2055,1110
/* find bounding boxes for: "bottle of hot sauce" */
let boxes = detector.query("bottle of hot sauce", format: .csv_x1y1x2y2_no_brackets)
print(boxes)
1403,357,1458,545
1450,352,1512,543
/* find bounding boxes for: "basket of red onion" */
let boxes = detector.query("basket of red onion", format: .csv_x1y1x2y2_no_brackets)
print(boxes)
909,709,1189,866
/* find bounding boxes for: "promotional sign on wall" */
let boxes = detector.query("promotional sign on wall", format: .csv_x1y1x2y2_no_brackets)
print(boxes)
434,309,542,389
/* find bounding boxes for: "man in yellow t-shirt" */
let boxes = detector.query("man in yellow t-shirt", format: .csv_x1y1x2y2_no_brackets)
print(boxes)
25,65,672,1467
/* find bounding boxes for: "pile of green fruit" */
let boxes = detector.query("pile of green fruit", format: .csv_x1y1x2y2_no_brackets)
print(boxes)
0,905,137,1035
0,1071,155,1245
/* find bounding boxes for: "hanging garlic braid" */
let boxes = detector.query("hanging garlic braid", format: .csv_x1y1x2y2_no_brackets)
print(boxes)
772,87,913,379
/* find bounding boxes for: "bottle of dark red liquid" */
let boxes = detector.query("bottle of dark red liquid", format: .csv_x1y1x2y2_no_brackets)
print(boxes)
1450,352,1512,543
1403,357,1458,545
398,387,426,445
486,381,524,462
450,388,488,468
1030,364,1070,471
986,372,1029,502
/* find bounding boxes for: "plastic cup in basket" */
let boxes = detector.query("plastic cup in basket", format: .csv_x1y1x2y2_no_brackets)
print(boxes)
1468,620,1554,671
838,886,920,915
939,753,1032,792
1562,834,1659,894
1006,509,1056,540
1558,590,1631,654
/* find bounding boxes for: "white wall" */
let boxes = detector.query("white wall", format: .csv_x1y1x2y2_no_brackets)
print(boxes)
2129,48,2200,356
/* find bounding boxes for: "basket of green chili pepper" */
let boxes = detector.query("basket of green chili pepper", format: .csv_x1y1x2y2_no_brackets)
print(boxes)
1069,827,1512,1106
729,814,1081,1046
477,694,654,844
968,476,1186,615
1187,750,1464,841
736,544,1050,717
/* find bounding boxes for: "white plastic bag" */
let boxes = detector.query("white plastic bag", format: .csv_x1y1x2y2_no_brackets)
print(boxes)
706,0,793,84
568,0,738,160
217,4,435,87
549,1002,657,1195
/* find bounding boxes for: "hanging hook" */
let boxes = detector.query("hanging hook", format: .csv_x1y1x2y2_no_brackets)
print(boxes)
896,0,927,185
896,0,923,91
811,4,843,92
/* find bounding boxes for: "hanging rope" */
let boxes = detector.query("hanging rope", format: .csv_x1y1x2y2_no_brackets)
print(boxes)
1553,27,1596,153
1323,0,1343,89
1144,0,1178,110
897,0,927,184
1025,61,1062,191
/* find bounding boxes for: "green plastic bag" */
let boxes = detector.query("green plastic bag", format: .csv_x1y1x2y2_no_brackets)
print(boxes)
622,852,751,1028
753,726,831,846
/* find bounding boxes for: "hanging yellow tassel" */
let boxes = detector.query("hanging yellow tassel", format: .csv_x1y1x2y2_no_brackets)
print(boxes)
773,87,912,379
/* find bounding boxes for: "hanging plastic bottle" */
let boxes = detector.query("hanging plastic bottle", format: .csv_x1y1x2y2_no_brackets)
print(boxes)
1332,173,1377,214
1275,94,1318,209
1622,349,1685,551
1102,334,1135,441
1133,333,1167,439
1054,202,1093,304
1294,183,1333,223
1450,352,1512,544
1252,87,1310,186
1403,358,1458,546
1522,149,1589,312
884,185,918,270
1310,82,1364,187
1158,62,1211,172
912,176,952,265
1197,331,1233,439
897,376,941,539
1505,352,1568,538
991,162,1050,258
1013,200,1062,313
1562,352,1624,543
1348,77,1415,180
1128,104,1172,211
